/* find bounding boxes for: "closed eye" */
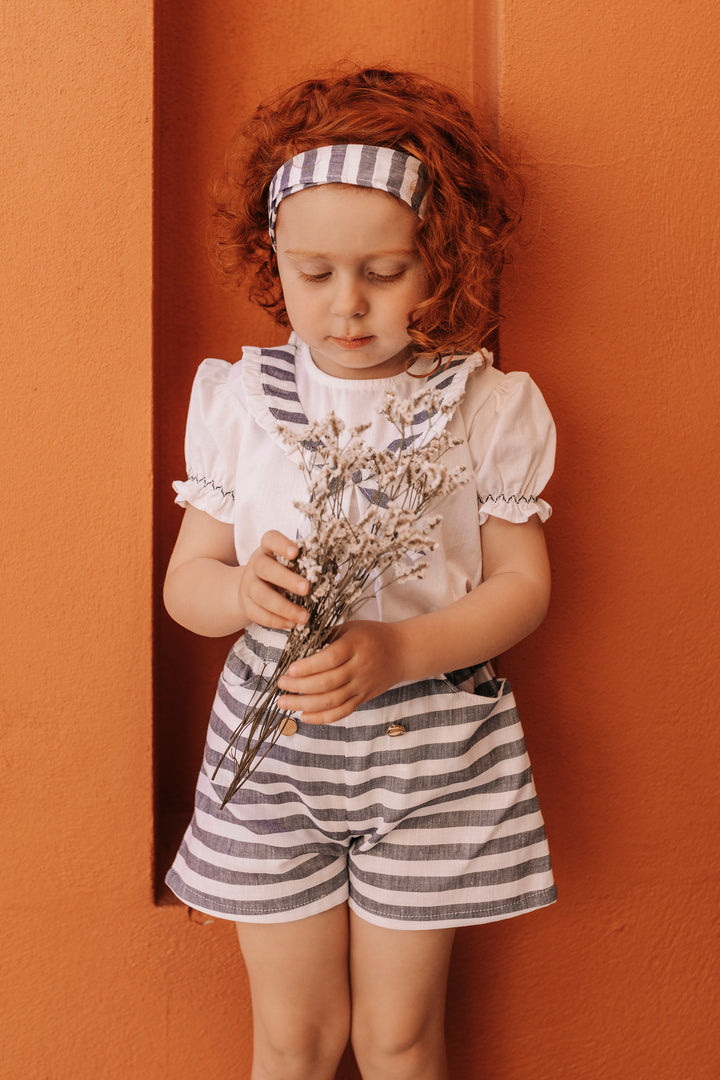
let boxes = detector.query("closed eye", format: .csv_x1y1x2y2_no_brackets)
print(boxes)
297,268,407,284
298,271,331,283
369,270,405,283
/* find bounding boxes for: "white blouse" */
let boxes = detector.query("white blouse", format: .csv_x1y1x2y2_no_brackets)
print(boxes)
173,334,555,623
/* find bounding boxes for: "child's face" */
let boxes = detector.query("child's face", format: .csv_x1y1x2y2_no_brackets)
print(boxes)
275,184,429,379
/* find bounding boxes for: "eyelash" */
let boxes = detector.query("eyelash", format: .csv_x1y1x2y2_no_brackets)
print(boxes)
298,270,405,284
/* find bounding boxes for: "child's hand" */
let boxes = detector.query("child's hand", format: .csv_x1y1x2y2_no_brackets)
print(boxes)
238,531,310,631
276,620,406,724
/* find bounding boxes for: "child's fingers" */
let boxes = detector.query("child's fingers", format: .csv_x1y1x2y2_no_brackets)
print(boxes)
243,579,308,629
241,535,309,621
256,532,310,597
283,639,348,678
277,651,356,717
278,661,350,699
251,584,308,628
239,560,308,630
259,529,299,561
278,683,360,725
297,702,360,725
277,622,400,715
255,551,309,598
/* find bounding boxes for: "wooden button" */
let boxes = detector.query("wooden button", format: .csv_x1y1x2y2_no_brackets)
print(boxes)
279,717,298,736
386,723,407,737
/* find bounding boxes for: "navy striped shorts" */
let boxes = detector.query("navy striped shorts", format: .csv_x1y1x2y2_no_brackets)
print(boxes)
165,627,556,929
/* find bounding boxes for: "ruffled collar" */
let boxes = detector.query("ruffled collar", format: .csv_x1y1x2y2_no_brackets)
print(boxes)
240,333,489,453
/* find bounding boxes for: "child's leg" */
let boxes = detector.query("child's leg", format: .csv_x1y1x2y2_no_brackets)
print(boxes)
348,911,456,1080
235,903,351,1080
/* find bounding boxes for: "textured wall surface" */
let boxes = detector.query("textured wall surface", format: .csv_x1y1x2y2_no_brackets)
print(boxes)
2,0,718,1076
486,2,720,1076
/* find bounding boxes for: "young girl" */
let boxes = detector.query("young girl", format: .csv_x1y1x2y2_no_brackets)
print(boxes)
164,67,557,1080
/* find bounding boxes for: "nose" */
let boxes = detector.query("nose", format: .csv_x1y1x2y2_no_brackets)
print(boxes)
330,274,368,319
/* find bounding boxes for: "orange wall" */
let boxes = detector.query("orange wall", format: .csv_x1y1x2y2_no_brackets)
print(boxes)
494,2,720,1074
3,1,719,1078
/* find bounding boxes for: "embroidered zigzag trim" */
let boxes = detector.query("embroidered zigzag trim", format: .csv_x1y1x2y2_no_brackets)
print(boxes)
187,473,235,500
478,493,538,506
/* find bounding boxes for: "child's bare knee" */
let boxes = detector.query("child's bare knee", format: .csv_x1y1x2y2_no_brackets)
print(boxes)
351,1014,445,1079
255,1015,349,1080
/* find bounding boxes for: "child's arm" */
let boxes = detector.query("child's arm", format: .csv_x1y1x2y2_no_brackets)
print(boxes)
277,515,550,724
163,506,309,637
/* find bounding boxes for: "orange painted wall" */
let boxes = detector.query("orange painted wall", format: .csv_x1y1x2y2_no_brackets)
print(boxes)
3,1,718,1078
497,4,720,1071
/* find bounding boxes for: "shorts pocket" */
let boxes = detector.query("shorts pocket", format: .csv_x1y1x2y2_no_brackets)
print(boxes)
440,662,506,702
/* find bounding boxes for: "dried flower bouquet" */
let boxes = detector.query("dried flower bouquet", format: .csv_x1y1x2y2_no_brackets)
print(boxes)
214,386,468,805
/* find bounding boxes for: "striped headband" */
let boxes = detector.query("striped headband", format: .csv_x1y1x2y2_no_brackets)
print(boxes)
267,144,429,249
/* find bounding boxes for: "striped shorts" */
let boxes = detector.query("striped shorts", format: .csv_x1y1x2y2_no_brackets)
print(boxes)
165,627,556,929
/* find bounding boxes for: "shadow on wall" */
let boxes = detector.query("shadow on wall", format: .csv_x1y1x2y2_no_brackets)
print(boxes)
151,1,506,901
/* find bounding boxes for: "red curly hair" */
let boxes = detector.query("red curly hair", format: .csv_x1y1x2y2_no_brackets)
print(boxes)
212,67,524,368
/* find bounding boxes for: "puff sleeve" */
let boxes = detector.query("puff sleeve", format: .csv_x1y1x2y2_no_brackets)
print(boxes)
172,358,240,524
467,371,556,526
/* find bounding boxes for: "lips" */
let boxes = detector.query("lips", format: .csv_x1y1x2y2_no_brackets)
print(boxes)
328,336,375,350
